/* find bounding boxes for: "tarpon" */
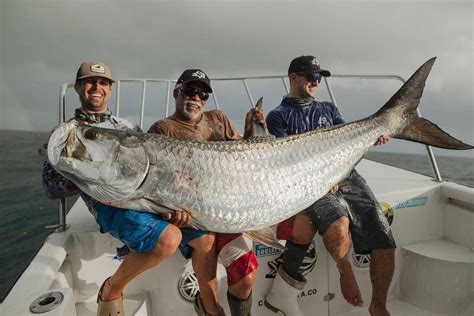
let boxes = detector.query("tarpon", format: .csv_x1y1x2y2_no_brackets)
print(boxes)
46,58,472,241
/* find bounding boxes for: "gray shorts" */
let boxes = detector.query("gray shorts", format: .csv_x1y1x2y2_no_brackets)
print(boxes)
305,171,396,254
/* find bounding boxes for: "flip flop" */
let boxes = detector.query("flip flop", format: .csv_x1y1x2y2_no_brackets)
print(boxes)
97,277,124,316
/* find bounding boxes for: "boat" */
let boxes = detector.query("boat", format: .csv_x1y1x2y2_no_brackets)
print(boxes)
1,72,473,316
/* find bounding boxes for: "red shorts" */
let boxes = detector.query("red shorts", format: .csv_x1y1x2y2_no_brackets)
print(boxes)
216,217,296,285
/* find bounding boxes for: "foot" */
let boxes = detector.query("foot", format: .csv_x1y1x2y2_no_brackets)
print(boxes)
99,278,122,302
97,277,124,316
369,303,390,316
194,292,225,316
338,262,363,307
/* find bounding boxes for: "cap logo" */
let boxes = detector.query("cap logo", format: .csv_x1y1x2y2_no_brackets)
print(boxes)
90,64,105,74
192,71,206,79
311,58,320,67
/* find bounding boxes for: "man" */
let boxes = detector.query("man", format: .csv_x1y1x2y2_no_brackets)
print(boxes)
42,61,211,316
148,69,264,316
264,56,396,316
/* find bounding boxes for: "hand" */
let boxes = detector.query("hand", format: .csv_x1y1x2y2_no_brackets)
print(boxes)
163,210,192,227
330,184,339,193
374,135,390,146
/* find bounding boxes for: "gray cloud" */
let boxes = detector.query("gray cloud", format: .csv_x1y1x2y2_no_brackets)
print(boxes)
0,0,472,157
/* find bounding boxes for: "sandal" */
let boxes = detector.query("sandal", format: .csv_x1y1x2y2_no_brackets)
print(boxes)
194,292,225,316
97,277,124,316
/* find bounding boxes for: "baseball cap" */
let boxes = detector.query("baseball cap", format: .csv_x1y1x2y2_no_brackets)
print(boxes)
288,55,331,77
175,69,213,93
76,61,115,83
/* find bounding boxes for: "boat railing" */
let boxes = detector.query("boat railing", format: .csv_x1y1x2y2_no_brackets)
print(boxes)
55,74,442,232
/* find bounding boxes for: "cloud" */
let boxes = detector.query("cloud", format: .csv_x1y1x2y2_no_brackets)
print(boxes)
0,0,472,156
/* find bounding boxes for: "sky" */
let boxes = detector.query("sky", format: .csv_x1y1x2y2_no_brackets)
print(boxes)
0,0,472,158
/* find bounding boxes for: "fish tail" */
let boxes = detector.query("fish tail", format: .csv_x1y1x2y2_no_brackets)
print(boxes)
395,116,473,150
378,57,473,150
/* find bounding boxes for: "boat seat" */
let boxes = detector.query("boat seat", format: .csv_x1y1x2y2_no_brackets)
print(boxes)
400,239,474,314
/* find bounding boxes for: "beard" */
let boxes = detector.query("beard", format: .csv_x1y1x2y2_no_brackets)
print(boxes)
80,94,105,112
181,100,203,120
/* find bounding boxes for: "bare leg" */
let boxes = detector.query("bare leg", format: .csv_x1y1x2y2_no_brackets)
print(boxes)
100,224,182,301
323,216,363,307
291,212,317,244
368,248,395,316
189,233,222,315
228,270,256,300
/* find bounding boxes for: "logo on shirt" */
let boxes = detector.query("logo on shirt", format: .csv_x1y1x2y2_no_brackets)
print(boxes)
192,71,206,79
317,116,330,128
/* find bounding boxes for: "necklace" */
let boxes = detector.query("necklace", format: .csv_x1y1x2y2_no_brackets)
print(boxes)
190,114,204,129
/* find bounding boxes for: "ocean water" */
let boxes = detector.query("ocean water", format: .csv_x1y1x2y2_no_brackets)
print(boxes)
0,130,78,301
0,129,472,301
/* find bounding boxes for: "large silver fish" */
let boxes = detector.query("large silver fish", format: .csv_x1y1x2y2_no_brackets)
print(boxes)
47,58,472,238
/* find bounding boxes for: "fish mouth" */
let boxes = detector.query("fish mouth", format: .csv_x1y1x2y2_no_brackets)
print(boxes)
48,121,80,166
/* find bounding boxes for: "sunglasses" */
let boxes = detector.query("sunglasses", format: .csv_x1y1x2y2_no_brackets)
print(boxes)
181,86,210,101
296,72,322,83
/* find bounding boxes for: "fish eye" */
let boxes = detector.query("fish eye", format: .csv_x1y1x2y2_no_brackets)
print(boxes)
84,128,99,140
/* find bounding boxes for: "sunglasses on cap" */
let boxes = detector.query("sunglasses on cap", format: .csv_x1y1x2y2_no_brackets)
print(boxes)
296,72,322,83
181,86,210,101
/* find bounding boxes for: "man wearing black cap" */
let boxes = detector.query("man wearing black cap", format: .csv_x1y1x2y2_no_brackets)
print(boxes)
148,69,264,316
264,56,395,316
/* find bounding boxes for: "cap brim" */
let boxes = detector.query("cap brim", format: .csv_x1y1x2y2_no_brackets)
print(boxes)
318,70,331,77
77,74,115,83
182,79,213,93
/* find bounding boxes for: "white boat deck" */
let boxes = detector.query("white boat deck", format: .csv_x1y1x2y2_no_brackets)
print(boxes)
1,157,473,316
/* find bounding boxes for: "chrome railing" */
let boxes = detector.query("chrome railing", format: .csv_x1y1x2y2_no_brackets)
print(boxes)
55,74,442,232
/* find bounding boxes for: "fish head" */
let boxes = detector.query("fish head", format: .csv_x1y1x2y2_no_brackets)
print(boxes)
47,120,149,202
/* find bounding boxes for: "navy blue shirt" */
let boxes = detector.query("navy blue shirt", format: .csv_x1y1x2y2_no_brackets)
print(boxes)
267,97,357,180
266,98,345,137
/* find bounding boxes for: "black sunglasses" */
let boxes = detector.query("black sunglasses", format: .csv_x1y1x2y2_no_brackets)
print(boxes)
296,72,322,83
181,86,210,101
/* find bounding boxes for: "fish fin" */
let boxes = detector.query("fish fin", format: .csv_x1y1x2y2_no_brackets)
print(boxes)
243,228,285,250
250,97,271,138
76,180,132,202
138,197,189,216
395,116,473,150
377,57,473,150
